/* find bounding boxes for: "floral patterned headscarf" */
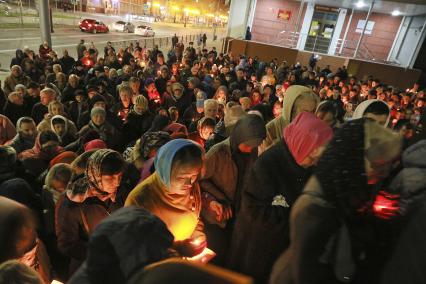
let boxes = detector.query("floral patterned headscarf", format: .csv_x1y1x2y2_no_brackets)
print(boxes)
67,149,120,203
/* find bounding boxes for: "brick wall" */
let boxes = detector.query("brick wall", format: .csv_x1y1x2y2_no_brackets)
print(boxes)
251,0,303,44
339,11,402,61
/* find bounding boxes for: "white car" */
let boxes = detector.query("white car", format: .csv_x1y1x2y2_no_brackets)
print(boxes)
112,21,135,33
134,25,155,37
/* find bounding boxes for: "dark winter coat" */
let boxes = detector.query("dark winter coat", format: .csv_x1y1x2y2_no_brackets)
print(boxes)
31,102,49,125
228,140,311,283
122,111,154,147
3,101,27,125
68,207,174,284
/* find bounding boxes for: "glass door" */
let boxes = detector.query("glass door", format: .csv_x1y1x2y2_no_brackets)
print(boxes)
305,10,338,53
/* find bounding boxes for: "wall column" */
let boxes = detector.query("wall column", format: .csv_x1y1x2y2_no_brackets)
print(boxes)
226,0,255,39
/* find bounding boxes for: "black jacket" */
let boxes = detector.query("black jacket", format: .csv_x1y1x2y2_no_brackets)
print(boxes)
228,140,311,283
122,111,154,147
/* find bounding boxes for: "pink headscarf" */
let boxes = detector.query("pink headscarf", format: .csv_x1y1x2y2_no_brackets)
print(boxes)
284,112,333,165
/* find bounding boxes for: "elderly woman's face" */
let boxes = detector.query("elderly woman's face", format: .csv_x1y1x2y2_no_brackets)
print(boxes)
92,113,105,126
101,173,122,193
169,164,202,194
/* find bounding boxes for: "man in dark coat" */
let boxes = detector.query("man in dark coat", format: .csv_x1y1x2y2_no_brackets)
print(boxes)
59,49,76,75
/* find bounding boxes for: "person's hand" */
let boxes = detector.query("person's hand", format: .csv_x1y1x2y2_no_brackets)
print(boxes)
173,237,206,257
209,201,232,222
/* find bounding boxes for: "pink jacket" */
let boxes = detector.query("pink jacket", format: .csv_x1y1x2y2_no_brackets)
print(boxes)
0,114,16,145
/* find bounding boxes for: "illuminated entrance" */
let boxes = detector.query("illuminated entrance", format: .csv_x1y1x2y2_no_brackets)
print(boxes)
305,6,339,53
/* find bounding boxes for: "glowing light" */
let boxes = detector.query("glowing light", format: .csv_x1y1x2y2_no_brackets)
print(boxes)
172,6,180,11
153,2,160,7
355,1,365,8
205,13,214,18
392,10,401,16
219,15,228,20
186,247,216,264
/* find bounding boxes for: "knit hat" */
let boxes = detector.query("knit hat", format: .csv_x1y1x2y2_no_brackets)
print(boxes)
91,107,106,119
84,139,107,151
284,112,333,165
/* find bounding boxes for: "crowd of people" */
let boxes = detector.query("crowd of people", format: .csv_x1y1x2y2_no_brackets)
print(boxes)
0,34,425,284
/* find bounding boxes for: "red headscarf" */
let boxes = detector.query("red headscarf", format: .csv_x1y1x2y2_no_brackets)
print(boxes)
284,112,333,165
49,151,78,168
84,139,107,151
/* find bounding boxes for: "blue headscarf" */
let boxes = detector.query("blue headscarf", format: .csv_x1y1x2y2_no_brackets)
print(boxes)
154,139,201,188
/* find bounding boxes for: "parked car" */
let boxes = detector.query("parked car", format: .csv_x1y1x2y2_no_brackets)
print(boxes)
79,19,109,34
0,0,11,15
134,25,155,37
112,21,135,33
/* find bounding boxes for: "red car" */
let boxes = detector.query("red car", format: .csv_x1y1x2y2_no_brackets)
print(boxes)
79,19,109,34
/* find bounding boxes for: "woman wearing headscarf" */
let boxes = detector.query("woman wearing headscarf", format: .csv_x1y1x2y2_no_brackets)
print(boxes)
263,85,319,150
270,119,401,284
50,115,77,147
227,112,333,282
352,99,390,127
6,117,37,154
123,95,154,147
56,149,127,275
199,114,266,264
130,131,171,183
18,130,64,178
37,101,78,137
125,139,206,256
188,117,216,149
78,107,121,150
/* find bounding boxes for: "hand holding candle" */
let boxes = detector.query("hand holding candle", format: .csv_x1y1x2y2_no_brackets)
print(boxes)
173,237,206,257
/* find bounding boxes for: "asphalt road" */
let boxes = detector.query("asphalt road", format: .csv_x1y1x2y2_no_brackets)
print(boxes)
0,19,221,71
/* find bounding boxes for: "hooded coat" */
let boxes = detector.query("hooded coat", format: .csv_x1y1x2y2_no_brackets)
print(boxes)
352,99,390,127
56,149,131,274
6,117,36,154
68,207,174,284
200,114,266,213
380,140,426,284
227,113,333,283
125,139,205,242
49,115,77,146
270,119,401,284
262,85,319,150
37,105,78,138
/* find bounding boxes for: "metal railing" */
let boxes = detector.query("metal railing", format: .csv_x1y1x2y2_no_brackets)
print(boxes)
273,29,399,65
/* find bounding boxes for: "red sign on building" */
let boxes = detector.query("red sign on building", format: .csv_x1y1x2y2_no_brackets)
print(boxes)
277,9,291,21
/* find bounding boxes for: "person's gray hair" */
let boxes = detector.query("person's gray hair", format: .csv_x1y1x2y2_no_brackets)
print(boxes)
40,87,56,98
14,84,26,91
